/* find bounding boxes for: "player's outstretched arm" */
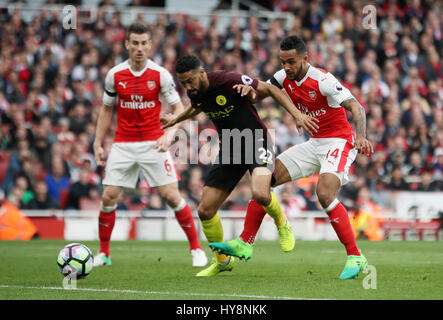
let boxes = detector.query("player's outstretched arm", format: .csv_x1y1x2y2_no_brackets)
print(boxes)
341,98,374,157
161,104,202,130
256,81,319,136
93,104,114,167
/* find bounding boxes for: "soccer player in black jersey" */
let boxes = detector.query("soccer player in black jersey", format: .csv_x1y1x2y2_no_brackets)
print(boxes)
162,55,319,276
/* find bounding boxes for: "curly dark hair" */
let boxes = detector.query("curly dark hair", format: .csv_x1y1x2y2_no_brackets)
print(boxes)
175,55,201,74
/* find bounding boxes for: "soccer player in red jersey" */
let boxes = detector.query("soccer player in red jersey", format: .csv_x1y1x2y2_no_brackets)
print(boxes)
93,22,207,267
211,35,374,279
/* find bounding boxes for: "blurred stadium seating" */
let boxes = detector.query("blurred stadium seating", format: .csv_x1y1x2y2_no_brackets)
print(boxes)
0,0,441,240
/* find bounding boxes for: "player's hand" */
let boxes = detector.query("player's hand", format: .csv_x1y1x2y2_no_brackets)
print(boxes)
93,143,106,167
294,113,319,136
233,84,257,102
354,135,374,157
160,113,177,130
155,130,175,152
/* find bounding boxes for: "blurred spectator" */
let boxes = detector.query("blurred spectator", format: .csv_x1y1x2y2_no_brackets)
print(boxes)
44,157,70,205
370,178,394,209
69,103,91,135
278,184,307,218
79,187,101,210
416,171,440,192
14,175,34,207
350,186,385,241
25,180,58,210
66,169,97,210
407,151,423,176
387,166,410,190
231,181,251,210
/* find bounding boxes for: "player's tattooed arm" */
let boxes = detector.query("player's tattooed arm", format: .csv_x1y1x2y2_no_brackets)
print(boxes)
341,98,366,136
341,98,374,156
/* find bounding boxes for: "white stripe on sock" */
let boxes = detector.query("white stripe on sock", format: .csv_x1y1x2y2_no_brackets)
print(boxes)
100,202,117,213
325,198,340,212
171,198,186,212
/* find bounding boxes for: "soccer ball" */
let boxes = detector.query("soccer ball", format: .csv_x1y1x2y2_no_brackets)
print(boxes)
57,243,94,279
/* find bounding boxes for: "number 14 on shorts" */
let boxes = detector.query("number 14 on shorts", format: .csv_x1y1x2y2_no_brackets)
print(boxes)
326,148,340,165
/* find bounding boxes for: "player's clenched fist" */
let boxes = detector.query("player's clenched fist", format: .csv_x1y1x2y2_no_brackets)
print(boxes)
354,136,374,157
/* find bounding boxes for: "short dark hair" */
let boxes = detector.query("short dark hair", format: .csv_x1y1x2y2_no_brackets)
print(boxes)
280,35,307,55
175,55,201,74
126,22,151,41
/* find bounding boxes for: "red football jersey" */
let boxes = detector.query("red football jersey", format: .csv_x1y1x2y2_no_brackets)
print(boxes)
270,64,355,141
103,59,180,143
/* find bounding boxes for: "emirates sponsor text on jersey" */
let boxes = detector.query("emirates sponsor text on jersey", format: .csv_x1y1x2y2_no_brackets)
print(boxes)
119,94,156,109
296,102,327,118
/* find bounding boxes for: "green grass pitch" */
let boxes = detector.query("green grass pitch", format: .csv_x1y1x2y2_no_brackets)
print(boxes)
0,239,442,300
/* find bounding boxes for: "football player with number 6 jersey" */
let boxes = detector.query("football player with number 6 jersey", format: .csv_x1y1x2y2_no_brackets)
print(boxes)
93,22,207,268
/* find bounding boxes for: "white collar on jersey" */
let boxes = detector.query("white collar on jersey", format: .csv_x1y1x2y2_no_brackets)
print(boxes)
127,59,151,77
295,63,311,87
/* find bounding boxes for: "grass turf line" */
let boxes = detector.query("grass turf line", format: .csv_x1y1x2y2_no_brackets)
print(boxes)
0,240,442,300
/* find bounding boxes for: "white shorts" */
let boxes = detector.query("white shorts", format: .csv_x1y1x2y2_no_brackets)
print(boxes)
277,137,357,185
102,141,179,188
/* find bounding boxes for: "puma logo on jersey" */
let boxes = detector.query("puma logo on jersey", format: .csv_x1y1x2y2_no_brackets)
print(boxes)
118,81,127,88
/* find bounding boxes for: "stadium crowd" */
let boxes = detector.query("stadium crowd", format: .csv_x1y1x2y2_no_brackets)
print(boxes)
0,0,441,219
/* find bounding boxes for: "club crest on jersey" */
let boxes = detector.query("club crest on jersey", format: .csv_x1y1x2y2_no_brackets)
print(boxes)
147,81,157,90
308,90,317,100
216,95,227,106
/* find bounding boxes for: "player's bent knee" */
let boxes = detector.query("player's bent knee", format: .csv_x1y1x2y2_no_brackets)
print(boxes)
162,192,181,208
197,205,216,221
101,194,118,207
101,186,121,207
252,190,271,207
316,189,335,209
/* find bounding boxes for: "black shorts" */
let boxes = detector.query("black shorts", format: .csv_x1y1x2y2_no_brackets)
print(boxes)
204,132,275,191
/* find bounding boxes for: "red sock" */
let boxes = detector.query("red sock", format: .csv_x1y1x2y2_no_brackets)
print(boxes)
240,198,267,244
326,200,360,256
175,204,202,251
98,209,116,257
